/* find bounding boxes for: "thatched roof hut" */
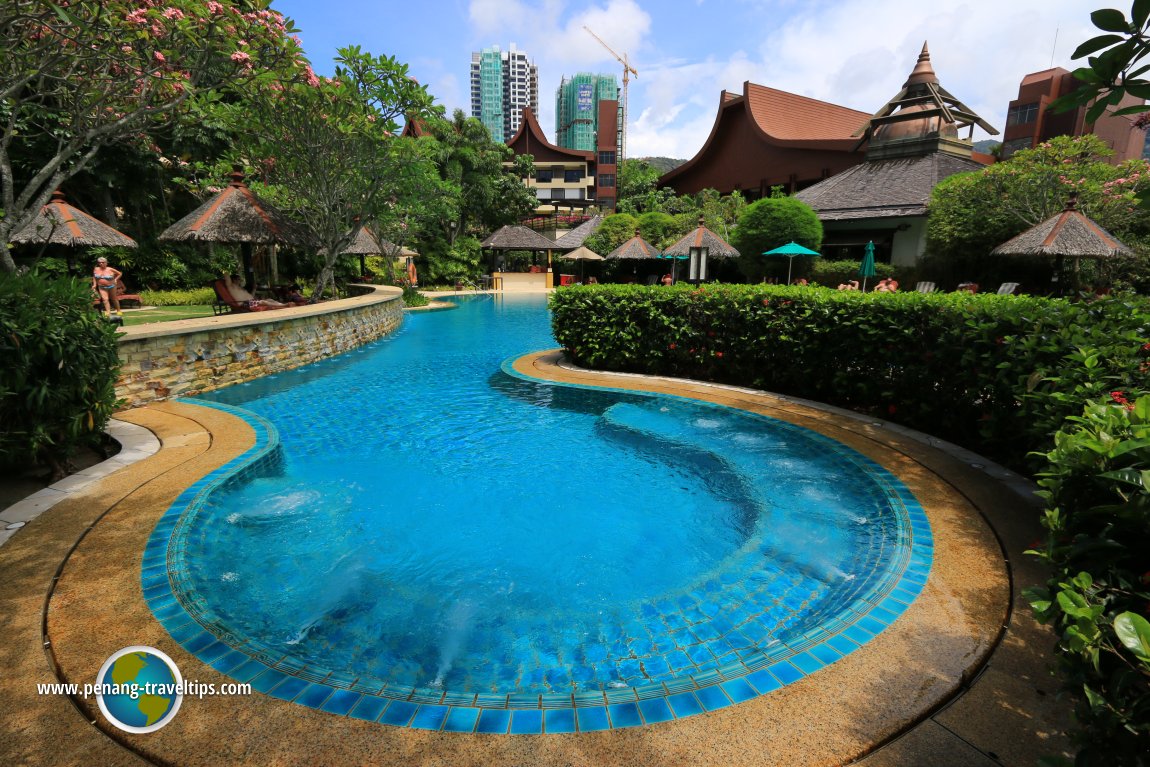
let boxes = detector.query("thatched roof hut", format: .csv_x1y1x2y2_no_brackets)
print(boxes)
481,225,556,251
607,230,660,259
663,216,739,259
159,167,310,246
991,196,1132,259
11,191,136,248
554,215,603,250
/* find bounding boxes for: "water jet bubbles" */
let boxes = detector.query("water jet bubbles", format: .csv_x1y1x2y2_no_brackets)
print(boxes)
221,571,239,582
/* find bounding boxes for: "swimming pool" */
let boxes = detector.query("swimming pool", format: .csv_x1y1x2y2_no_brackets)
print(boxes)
144,293,932,733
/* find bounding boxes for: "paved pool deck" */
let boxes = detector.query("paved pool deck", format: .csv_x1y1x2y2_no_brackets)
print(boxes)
0,351,1072,766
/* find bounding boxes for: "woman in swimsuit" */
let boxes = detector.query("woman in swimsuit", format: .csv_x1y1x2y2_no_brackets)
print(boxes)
92,256,123,317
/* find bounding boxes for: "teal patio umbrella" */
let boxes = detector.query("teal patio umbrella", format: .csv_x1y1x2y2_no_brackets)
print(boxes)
656,251,688,284
763,241,820,284
858,241,877,290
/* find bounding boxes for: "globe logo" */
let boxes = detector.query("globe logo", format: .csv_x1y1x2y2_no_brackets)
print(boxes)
95,646,183,733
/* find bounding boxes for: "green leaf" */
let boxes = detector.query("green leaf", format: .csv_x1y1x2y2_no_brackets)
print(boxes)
1113,611,1150,662
1092,8,1132,32
1134,0,1150,27
1072,33,1126,58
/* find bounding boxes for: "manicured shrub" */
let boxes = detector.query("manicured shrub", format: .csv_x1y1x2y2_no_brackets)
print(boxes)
138,287,216,306
0,272,120,477
732,197,822,283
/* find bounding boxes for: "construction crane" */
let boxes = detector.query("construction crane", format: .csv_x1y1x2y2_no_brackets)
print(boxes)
583,26,638,161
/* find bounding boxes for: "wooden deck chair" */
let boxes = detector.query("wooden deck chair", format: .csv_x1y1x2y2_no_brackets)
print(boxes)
212,279,269,315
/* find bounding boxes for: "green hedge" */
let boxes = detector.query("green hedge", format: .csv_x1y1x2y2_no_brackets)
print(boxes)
0,273,121,476
138,287,216,306
550,284,1150,469
1027,395,1150,765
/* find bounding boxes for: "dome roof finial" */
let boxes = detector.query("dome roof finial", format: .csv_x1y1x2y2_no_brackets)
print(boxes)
904,41,938,87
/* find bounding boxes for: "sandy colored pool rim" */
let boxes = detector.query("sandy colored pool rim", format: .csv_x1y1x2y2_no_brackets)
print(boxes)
0,351,1070,766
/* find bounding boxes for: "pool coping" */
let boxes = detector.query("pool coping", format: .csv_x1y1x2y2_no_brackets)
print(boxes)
0,353,1073,767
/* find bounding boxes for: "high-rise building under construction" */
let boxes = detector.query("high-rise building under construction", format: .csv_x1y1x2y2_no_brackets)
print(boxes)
555,73,620,152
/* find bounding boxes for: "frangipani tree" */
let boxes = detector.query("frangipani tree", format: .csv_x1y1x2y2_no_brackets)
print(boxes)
0,0,308,272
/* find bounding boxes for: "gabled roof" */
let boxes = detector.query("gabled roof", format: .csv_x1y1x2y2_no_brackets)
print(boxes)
553,215,603,249
795,153,985,220
506,107,593,162
660,82,869,185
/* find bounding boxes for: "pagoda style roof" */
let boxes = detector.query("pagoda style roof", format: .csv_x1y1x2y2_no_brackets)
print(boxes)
855,43,998,161
607,230,660,259
506,107,593,163
481,225,556,250
795,153,985,221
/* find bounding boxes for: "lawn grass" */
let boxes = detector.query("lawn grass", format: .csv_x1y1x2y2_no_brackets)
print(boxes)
120,305,216,326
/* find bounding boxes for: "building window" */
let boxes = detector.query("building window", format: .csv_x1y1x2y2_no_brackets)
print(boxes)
535,169,553,182
1006,102,1040,126
564,169,584,183
598,173,616,188
598,150,616,166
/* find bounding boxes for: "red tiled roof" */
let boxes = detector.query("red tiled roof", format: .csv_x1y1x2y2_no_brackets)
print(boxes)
744,83,870,144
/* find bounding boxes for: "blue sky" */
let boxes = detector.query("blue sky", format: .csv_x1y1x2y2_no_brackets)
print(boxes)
271,0,1105,159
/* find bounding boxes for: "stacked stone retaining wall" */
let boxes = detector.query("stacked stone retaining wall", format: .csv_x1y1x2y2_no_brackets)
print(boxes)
115,285,403,408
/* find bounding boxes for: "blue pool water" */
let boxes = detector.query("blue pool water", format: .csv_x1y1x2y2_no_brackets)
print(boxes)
154,294,929,728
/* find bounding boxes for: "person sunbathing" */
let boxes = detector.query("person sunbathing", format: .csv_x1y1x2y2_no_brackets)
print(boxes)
225,274,287,309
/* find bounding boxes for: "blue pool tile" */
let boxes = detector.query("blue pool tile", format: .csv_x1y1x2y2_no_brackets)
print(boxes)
268,677,309,702
321,689,361,716
637,698,674,724
196,640,230,663
827,634,858,656
410,704,449,731
509,710,543,734
577,706,611,732
443,707,480,733
666,691,704,718
544,708,576,733
843,625,875,646
228,659,269,684
720,677,757,703
858,615,887,635
870,605,900,624
379,700,418,727
475,708,511,734
295,684,333,709
249,668,290,694
208,649,249,674
608,701,642,728
694,685,732,712
183,630,216,654
745,668,780,695
349,696,388,722
767,661,804,686
810,643,843,666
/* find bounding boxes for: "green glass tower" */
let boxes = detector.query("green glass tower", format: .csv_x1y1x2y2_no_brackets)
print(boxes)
555,73,619,151
470,44,538,143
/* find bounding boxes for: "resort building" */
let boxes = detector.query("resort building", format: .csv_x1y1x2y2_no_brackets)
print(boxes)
470,44,538,143
795,43,997,267
555,73,621,153
658,82,871,199
1000,67,1146,162
506,107,618,213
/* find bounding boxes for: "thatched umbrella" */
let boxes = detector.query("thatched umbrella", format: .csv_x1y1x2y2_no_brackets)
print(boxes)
991,194,1132,292
340,226,384,279
11,190,136,272
664,216,739,283
159,166,310,289
375,235,419,285
607,229,660,260
481,225,556,272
